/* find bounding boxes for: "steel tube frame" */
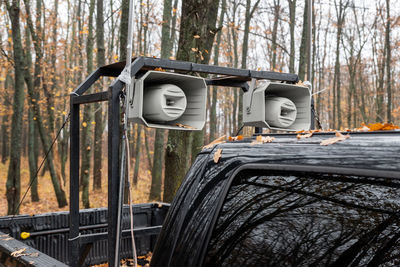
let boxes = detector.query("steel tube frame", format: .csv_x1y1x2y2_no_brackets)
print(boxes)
68,57,299,267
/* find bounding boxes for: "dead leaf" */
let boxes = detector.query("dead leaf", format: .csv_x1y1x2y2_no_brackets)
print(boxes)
175,123,196,130
11,248,26,258
2,237,13,241
228,135,243,141
213,148,223,163
154,67,165,72
297,132,313,139
251,135,275,145
191,47,198,52
193,34,200,39
203,135,226,149
320,132,350,146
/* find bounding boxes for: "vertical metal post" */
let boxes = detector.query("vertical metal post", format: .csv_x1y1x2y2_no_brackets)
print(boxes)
307,0,315,129
69,97,80,267
108,82,121,266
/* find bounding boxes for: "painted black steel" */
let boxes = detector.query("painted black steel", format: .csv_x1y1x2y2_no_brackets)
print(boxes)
69,96,80,267
0,231,68,267
71,91,109,105
67,57,301,267
0,203,169,266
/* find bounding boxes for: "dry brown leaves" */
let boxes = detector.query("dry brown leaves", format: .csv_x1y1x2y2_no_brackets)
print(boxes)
228,135,243,141
203,135,245,151
297,132,313,139
0,233,13,241
11,248,26,258
360,122,400,131
251,135,275,145
213,148,223,163
320,132,350,146
203,135,226,149
175,123,196,130
154,67,165,72
10,248,39,258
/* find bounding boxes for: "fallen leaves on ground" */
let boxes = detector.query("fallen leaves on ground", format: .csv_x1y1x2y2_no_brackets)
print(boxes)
320,132,350,146
251,135,275,145
213,148,223,163
0,154,153,216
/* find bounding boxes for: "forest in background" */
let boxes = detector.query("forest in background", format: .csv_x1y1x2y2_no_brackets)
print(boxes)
0,0,399,215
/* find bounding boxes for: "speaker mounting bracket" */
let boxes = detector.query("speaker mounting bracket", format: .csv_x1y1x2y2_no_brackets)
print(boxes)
245,78,258,114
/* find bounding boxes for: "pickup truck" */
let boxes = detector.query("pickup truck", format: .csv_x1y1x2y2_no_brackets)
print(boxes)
1,131,399,267
150,131,400,267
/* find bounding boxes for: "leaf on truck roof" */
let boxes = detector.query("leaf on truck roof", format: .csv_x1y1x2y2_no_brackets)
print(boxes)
213,148,223,163
203,135,226,149
228,135,243,141
320,132,350,146
297,132,313,139
251,135,275,145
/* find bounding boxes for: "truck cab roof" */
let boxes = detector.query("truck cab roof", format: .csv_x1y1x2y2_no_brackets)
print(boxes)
151,131,400,267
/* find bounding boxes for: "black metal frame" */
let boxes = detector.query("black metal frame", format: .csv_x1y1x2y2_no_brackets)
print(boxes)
68,57,299,267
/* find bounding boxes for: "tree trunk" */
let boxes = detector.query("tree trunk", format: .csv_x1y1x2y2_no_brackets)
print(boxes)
5,0,25,215
210,0,226,141
333,0,347,129
164,0,220,202
25,24,39,202
133,125,142,186
93,0,105,190
271,0,280,70
1,73,11,164
80,0,95,209
288,0,296,73
298,0,308,82
239,0,260,128
385,0,391,122
149,0,173,202
23,0,68,208
149,129,164,201
119,0,130,59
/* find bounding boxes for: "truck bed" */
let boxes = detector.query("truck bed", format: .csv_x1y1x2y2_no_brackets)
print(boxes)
0,203,169,266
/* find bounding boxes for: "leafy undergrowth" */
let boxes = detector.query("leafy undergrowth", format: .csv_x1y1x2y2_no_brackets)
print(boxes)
0,157,153,217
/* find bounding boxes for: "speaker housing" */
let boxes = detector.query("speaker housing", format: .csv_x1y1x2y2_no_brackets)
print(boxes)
127,71,207,130
243,81,311,131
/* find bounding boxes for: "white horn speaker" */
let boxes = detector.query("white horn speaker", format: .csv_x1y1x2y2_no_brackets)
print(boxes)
127,71,207,130
243,81,311,131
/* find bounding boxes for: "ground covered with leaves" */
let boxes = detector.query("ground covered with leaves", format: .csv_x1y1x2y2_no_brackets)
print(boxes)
0,157,153,216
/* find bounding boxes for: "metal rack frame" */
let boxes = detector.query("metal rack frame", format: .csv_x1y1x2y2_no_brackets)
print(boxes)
68,57,299,266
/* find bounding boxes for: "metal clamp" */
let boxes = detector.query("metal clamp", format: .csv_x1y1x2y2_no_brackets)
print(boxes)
245,78,257,114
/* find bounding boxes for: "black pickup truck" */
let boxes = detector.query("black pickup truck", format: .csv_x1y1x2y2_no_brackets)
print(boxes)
1,131,399,266
150,131,400,267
